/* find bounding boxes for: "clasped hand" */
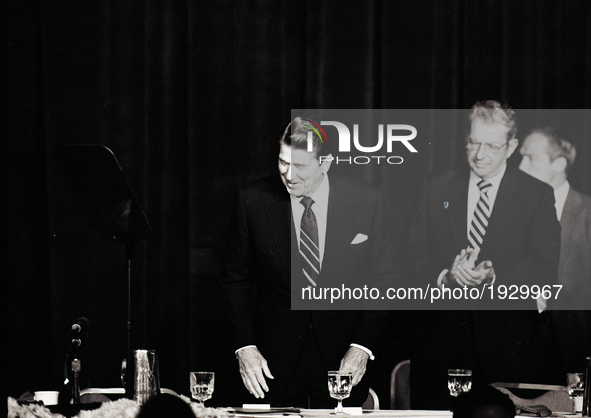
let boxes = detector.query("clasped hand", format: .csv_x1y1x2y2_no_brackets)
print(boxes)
448,248,494,287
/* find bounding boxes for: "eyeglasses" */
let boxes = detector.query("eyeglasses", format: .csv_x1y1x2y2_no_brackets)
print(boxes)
465,138,508,154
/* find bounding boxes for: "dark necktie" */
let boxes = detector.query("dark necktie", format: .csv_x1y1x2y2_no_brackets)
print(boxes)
468,179,493,259
299,197,320,287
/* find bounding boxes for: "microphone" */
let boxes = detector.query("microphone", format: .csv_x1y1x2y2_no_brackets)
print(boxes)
70,317,90,347
71,317,89,334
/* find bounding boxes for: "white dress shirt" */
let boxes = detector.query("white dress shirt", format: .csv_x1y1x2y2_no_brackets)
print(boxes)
437,164,507,287
553,180,569,222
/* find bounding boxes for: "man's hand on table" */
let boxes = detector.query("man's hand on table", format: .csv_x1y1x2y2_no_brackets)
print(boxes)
237,346,274,399
338,346,369,386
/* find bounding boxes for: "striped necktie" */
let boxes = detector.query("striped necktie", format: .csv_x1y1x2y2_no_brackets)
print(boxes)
468,179,493,259
299,197,320,287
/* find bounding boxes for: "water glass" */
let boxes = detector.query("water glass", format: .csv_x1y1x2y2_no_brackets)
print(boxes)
190,371,215,405
448,369,472,397
328,371,353,414
567,372,585,413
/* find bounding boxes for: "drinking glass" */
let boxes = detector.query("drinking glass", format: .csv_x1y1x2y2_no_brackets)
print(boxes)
328,371,353,414
190,371,215,405
567,372,585,413
447,369,472,397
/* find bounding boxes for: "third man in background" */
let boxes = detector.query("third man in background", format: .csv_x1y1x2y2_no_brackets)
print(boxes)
519,127,591,372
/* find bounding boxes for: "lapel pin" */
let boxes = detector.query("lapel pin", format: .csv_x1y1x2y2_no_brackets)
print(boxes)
443,201,449,209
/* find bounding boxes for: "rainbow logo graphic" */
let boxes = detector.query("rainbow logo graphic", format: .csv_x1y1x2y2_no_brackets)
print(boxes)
302,119,329,143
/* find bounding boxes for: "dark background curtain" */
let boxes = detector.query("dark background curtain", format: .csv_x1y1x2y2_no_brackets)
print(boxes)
8,0,590,406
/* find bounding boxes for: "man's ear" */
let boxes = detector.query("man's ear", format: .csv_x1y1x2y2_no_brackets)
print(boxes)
321,154,333,173
506,138,519,158
551,156,567,174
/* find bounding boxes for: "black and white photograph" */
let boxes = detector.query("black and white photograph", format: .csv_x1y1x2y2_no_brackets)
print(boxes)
7,1,591,417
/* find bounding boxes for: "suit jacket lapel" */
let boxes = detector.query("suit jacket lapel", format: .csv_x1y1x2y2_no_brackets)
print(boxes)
446,171,470,253
560,188,580,238
319,178,351,284
558,188,581,272
480,166,520,257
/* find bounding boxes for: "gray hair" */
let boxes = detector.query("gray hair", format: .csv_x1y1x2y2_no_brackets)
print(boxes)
469,100,518,142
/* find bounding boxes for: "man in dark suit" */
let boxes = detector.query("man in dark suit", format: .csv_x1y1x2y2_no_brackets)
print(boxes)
519,127,591,372
220,117,394,408
404,101,561,410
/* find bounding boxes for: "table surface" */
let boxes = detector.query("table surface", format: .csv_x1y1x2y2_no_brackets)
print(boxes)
300,410,452,417
9,398,583,418
7,397,454,418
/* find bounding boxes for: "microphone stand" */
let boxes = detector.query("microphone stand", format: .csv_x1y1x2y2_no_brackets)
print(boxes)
121,238,136,397
67,333,85,404
54,145,152,400
71,357,81,404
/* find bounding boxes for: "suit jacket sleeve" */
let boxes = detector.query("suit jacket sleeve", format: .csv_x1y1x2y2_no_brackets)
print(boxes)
219,187,257,350
493,182,561,287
